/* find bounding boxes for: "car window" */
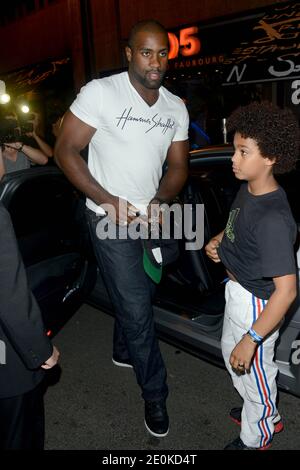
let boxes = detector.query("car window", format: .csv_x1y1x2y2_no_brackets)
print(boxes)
190,158,241,214
276,163,300,225
191,157,300,226
6,174,83,266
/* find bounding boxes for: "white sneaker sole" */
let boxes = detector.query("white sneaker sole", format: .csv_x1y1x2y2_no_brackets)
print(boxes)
144,420,169,438
112,358,133,368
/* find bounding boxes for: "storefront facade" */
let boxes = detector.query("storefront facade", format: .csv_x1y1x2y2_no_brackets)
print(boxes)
0,0,298,143
164,1,299,145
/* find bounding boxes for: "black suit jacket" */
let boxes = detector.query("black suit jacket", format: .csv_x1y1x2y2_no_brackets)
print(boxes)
0,202,53,398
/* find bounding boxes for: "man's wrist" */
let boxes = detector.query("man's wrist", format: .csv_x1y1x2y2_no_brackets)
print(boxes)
149,196,166,206
18,143,24,152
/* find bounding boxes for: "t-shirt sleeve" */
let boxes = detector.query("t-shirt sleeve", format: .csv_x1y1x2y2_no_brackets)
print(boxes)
69,79,103,129
256,213,296,278
172,101,189,142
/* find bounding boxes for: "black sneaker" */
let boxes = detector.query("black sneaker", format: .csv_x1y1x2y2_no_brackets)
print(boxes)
144,399,169,437
224,436,271,450
229,407,284,434
112,356,133,368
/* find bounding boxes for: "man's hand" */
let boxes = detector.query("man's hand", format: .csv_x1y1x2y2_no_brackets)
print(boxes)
26,112,40,138
31,111,40,132
147,198,164,225
104,196,140,226
146,199,165,239
41,345,60,369
205,237,221,263
3,142,21,152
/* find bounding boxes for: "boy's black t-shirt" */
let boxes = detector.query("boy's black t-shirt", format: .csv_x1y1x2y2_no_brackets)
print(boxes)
218,183,297,300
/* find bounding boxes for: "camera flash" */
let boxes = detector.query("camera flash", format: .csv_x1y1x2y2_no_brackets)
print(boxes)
20,105,30,114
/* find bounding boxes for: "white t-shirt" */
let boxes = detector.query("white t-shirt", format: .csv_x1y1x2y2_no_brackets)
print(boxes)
70,71,189,215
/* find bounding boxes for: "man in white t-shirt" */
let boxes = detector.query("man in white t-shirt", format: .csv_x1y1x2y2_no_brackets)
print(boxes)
55,19,189,438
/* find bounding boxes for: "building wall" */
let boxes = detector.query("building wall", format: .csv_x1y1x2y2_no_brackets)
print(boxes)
0,1,70,73
0,0,290,90
118,0,283,36
91,0,122,75
94,0,288,80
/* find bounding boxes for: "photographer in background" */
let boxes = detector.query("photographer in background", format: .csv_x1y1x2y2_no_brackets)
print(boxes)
0,110,48,178
25,111,62,158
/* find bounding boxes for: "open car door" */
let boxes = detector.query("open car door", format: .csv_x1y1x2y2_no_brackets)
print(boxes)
0,166,97,337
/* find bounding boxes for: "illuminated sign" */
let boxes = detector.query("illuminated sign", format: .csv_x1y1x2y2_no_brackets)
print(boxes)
167,1,300,84
168,27,201,59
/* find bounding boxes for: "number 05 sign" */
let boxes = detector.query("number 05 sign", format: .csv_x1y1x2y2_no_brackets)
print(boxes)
168,26,201,59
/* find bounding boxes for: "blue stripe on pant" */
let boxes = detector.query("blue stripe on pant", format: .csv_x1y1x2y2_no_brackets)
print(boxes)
221,280,279,448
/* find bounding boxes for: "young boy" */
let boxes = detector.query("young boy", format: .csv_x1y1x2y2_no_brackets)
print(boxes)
205,101,299,450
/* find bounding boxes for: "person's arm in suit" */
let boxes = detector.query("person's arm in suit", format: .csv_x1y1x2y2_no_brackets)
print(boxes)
0,202,59,369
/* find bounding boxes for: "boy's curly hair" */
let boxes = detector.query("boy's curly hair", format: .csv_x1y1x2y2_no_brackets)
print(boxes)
226,101,300,174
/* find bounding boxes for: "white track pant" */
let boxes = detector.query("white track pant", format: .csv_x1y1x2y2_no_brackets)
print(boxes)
221,280,280,448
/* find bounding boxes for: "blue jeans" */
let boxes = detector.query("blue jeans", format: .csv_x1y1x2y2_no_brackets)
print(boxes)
86,208,168,402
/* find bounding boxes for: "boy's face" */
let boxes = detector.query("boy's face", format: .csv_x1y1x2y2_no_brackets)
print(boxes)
231,133,274,182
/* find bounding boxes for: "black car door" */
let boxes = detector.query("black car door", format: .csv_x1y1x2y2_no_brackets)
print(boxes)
0,166,96,337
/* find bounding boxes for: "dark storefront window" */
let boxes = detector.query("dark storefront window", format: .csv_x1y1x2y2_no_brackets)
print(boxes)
164,1,299,149
1,58,74,145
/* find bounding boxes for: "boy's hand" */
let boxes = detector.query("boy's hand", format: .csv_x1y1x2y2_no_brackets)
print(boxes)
205,237,221,263
229,334,257,374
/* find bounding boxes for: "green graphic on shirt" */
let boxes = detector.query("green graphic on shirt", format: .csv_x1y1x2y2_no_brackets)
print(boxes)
225,208,240,242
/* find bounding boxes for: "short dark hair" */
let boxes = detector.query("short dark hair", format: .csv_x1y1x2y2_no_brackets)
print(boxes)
227,101,300,174
127,19,168,49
